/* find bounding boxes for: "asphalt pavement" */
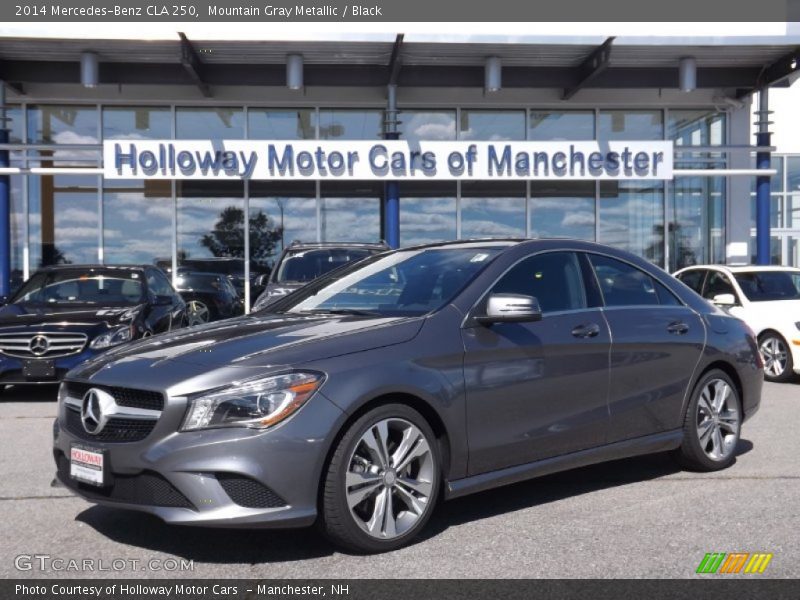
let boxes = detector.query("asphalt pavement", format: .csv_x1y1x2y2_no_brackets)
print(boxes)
0,380,797,579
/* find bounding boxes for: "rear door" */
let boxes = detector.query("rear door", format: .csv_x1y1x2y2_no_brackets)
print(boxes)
587,253,705,442
462,251,611,474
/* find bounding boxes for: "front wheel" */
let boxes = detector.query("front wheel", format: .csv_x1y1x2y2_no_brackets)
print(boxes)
321,404,441,553
672,370,742,472
759,332,794,382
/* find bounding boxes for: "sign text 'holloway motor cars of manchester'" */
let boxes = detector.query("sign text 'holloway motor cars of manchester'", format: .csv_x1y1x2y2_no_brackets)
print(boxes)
103,140,674,181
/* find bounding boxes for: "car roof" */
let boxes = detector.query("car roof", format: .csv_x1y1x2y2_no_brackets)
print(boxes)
35,264,149,272
286,241,390,250
677,264,800,274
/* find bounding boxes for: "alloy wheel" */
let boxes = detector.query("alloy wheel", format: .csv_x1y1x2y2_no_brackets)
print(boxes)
696,379,740,461
345,418,435,540
187,300,210,325
760,336,788,378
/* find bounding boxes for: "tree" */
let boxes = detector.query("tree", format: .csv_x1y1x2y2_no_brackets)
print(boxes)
200,206,283,264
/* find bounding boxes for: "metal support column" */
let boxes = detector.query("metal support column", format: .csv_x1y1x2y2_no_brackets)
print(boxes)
755,88,773,265
0,84,10,297
383,84,400,249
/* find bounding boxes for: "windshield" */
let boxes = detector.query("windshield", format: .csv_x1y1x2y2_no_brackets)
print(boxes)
275,248,377,283
734,271,800,302
279,247,503,317
10,270,145,306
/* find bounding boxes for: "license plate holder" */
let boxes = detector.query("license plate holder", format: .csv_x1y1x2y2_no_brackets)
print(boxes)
22,359,56,380
69,444,106,487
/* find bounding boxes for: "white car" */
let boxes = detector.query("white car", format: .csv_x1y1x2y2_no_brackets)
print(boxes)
674,265,800,382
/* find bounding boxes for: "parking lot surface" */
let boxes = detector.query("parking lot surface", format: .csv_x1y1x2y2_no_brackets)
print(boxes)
0,381,797,579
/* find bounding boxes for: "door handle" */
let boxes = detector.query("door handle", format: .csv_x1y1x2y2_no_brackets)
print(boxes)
667,321,690,335
571,323,601,338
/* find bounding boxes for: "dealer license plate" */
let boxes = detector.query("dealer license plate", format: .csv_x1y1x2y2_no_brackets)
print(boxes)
69,445,106,487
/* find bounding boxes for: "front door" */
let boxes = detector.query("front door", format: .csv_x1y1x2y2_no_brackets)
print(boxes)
462,251,611,475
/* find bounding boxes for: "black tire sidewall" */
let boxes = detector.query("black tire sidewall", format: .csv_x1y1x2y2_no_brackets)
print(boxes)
322,403,441,553
760,332,794,383
682,370,741,471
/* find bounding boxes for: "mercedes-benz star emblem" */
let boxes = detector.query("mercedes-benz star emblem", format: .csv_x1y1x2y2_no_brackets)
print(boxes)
29,335,49,357
80,388,116,435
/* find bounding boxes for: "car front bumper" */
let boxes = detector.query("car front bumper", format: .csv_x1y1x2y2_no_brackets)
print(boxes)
52,388,345,528
0,348,104,385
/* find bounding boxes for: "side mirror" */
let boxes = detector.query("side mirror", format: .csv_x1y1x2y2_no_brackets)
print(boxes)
712,293,737,307
154,295,174,306
476,293,542,324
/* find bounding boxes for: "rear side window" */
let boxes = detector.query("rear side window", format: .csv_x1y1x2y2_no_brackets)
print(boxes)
677,270,706,294
588,254,663,307
493,252,586,313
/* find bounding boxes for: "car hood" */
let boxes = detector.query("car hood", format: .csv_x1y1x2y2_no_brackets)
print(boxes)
68,312,424,391
0,303,141,329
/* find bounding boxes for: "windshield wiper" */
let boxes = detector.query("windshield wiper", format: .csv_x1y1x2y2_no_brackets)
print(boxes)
295,308,382,317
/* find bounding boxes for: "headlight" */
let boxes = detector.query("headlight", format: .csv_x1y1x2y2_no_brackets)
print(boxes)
90,325,134,349
180,371,324,431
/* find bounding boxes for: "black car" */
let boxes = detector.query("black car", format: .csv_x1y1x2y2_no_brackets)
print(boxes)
178,258,268,300
174,272,243,325
0,265,186,386
252,241,390,310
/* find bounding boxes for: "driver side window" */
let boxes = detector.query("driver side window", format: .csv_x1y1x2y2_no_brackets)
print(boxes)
147,269,174,298
492,252,587,314
702,272,736,302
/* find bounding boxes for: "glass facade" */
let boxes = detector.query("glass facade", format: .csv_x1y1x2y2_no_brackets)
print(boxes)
3,103,733,298
749,154,800,266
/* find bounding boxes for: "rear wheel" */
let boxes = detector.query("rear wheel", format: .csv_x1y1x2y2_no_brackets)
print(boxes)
759,332,794,382
186,300,212,326
321,404,441,553
672,369,741,472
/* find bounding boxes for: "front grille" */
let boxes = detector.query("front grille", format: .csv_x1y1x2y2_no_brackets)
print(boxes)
65,406,157,443
216,473,286,508
65,381,164,411
0,331,87,359
56,454,195,510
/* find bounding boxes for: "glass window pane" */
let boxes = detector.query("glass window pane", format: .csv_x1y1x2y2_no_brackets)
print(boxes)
599,180,665,266
248,109,315,139
103,180,172,264
398,182,456,247
671,175,726,270
176,108,244,139
6,105,24,143
249,181,318,270
399,111,456,143
750,194,782,228
598,110,663,141
668,110,726,145
749,236,782,265
459,110,524,141
789,196,800,229
316,110,382,140
29,175,99,267
530,181,595,240
461,182,526,239
10,174,24,292
177,181,245,266
588,253,659,306
529,111,594,141
493,252,586,313
320,182,381,242
102,107,171,140
787,157,800,193
27,105,100,167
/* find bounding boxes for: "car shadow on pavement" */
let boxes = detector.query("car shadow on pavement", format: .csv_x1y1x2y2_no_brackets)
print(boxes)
75,439,754,562
0,385,60,402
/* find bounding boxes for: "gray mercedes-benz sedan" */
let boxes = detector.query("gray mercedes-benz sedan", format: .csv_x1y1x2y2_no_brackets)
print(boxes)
53,239,763,553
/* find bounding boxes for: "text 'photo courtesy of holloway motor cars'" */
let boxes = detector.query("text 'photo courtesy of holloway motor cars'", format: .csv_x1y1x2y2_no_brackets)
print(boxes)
52,239,763,553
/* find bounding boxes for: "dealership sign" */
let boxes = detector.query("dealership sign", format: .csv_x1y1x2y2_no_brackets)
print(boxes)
104,140,673,181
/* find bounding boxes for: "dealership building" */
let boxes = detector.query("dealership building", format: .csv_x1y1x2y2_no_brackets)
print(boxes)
0,33,799,304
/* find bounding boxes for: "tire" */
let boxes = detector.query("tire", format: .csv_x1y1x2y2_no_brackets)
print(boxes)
321,403,441,553
672,369,742,472
186,299,213,326
759,332,794,383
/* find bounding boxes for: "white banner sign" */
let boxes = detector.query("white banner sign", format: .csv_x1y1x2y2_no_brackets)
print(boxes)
104,140,673,181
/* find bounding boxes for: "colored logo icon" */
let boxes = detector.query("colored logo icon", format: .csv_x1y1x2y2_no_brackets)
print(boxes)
696,552,773,574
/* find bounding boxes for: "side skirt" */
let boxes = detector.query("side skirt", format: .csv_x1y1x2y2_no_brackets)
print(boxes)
445,429,683,500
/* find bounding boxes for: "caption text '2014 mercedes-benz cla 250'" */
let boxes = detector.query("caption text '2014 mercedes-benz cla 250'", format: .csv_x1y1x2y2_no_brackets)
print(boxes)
53,240,763,553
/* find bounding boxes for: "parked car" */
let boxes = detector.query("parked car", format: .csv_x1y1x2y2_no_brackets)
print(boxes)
54,240,762,553
0,265,186,387
174,272,244,325
252,241,390,310
154,258,269,302
675,264,800,382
